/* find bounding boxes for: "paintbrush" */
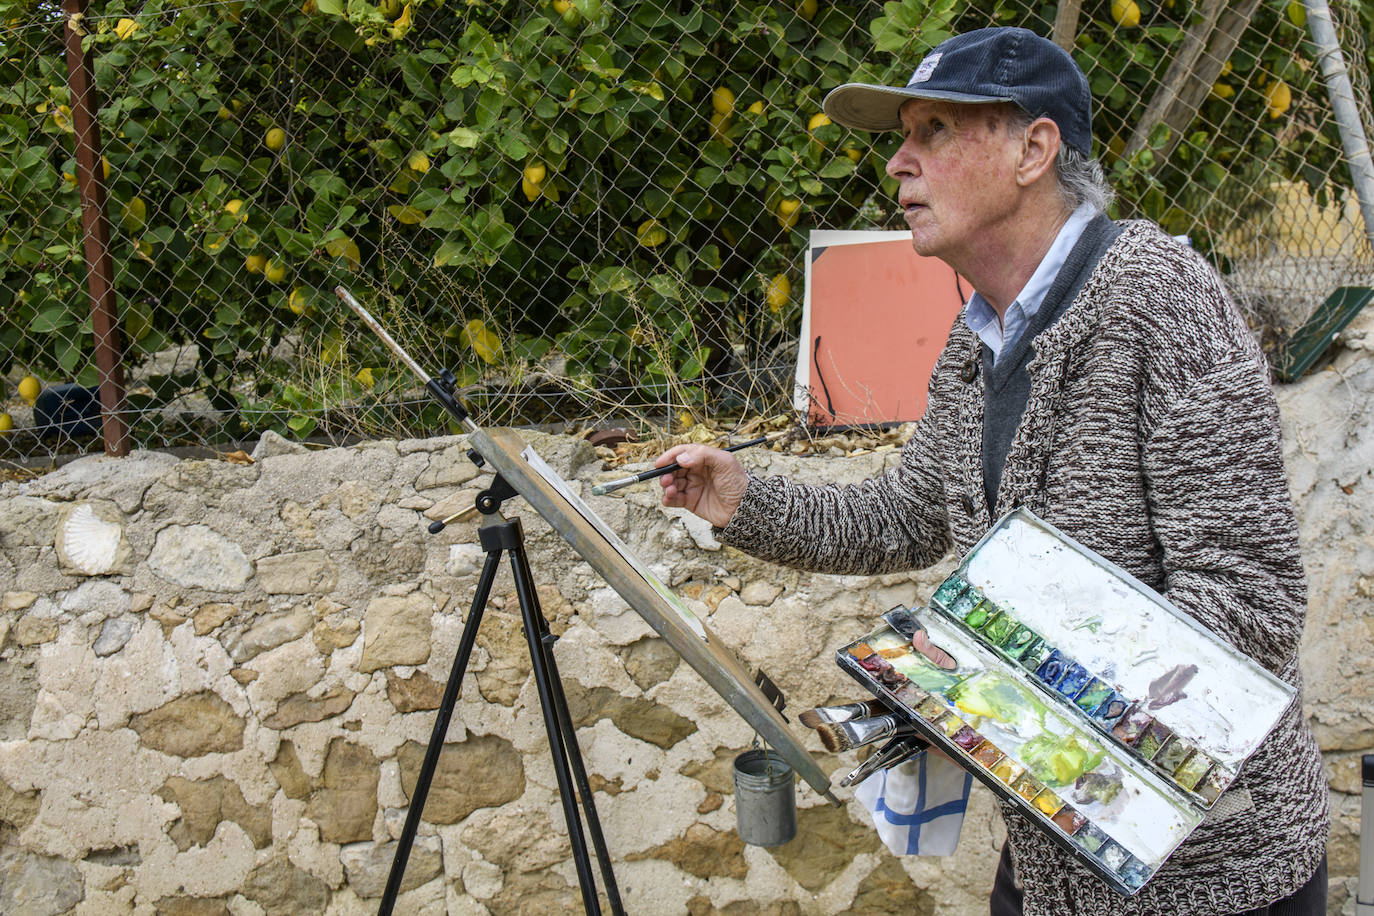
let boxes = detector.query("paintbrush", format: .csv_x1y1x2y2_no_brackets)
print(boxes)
590,430,788,496
798,698,891,730
838,734,930,788
813,713,916,753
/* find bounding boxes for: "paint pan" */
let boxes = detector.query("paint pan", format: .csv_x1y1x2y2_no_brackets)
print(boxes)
834,509,1298,897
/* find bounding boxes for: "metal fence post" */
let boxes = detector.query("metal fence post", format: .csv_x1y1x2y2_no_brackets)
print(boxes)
1304,0,1374,254
62,0,130,457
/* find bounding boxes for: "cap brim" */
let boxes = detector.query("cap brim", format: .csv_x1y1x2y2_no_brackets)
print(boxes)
823,83,1014,132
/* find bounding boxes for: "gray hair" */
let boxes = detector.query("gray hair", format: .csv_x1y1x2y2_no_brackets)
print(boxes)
1001,106,1114,214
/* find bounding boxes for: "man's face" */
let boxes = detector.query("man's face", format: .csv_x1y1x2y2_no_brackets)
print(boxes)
885,99,1022,266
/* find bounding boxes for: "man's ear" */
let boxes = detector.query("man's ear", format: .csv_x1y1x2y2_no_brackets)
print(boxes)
1016,117,1061,187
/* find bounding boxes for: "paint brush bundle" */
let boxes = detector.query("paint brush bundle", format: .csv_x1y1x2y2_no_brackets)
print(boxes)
835,509,1296,896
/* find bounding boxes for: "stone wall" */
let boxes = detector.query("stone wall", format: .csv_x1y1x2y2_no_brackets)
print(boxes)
1,317,1371,915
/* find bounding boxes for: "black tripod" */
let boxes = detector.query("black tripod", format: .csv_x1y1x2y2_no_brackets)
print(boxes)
377,467,625,915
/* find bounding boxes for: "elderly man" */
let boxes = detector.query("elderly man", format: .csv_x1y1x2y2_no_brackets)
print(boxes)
656,27,1328,916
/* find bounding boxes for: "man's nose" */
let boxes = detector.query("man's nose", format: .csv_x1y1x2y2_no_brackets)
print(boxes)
885,142,919,180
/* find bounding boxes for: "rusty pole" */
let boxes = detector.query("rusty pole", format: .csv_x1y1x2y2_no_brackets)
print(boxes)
62,0,130,456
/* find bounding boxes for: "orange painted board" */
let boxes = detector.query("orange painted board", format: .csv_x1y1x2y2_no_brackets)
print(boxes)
797,230,967,428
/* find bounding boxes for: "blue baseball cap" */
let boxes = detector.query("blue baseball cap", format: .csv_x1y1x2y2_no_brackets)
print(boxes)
823,27,1094,155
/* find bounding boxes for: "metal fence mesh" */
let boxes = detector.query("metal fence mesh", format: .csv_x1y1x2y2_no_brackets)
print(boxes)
2,0,1373,464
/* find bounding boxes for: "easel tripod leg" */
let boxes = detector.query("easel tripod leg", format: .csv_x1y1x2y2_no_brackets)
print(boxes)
377,550,501,915
511,539,626,915
508,529,610,914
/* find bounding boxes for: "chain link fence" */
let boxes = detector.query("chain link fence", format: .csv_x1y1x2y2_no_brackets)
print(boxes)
2,0,1372,465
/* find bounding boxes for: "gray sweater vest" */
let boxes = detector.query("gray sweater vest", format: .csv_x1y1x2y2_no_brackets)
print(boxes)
981,214,1123,510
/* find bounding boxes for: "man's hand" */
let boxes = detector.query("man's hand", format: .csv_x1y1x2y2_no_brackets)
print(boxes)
655,444,749,528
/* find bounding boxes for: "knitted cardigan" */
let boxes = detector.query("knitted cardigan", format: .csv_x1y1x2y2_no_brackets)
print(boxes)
718,221,1329,915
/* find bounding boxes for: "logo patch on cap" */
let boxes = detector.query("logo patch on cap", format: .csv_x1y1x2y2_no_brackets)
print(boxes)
909,52,942,85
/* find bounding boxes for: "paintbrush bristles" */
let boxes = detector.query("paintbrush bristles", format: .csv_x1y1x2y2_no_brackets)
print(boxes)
797,698,888,729
813,714,908,753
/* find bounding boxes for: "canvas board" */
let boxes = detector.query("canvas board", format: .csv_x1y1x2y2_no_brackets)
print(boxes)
469,427,836,802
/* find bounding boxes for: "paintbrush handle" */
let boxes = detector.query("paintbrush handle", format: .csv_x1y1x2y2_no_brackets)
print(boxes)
839,735,930,788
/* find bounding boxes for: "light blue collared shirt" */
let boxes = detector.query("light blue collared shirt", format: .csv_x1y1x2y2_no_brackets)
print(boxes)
963,204,1097,364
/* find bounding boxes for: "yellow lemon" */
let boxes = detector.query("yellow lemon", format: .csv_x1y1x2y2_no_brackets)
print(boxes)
287,286,308,315
776,198,801,230
265,127,286,151
244,253,267,274
217,105,234,120
842,146,864,163
264,259,287,283
18,375,41,406
354,367,376,389
553,0,572,13
122,196,147,233
636,218,668,247
0,413,12,433
709,111,732,144
224,198,245,217
747,100,765,115
523,161,547,184
799,0,818,19
63,171,77,186
808,112,831,131
408,151,430,173
1266,80,1292,118
102,155,111,180
764,273,790,313
115,18,138,39
1209,82,1235,100
711,86,735,116
1110,0,1140,28
521,177,541,202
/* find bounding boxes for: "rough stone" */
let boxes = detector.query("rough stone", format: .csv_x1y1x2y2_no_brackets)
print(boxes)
192,602,238,636
313,613,361,654
0,780,40,833
474,610,530,706
767,803,883,893
147,524,253,591
255,550,338,595
619,636,681,691
14,615,59,646
397,735,525,824
359,593,433,672
679,748,739,795
152,896,231,916
625,822,746,879
240,855,328,913
306,738,380,844
157,775,273,850
460,808,569,875
0,496,61,548
0,657,38,741
337,480,379,518
340,837,442,898
849,857,936,916
250,430,310,459
385,670,444,712
687,897,800,916
263,685,356,729
484,869,579,916
563,681,697,749
92,617,136,656
0,848,84,916
740,581,784,606
2,591,38,611
129,691,245,757
269,740,311,801
227,605,313,663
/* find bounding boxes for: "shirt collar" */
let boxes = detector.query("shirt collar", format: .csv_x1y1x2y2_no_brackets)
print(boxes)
963,203,1097,353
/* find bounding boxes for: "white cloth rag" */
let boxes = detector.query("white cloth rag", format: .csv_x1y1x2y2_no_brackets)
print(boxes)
854,751,972,856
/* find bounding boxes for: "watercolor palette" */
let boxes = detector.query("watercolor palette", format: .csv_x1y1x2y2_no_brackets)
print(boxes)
835,509,1296,895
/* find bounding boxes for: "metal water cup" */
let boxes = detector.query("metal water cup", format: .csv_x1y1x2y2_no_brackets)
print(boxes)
732,749,797,847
